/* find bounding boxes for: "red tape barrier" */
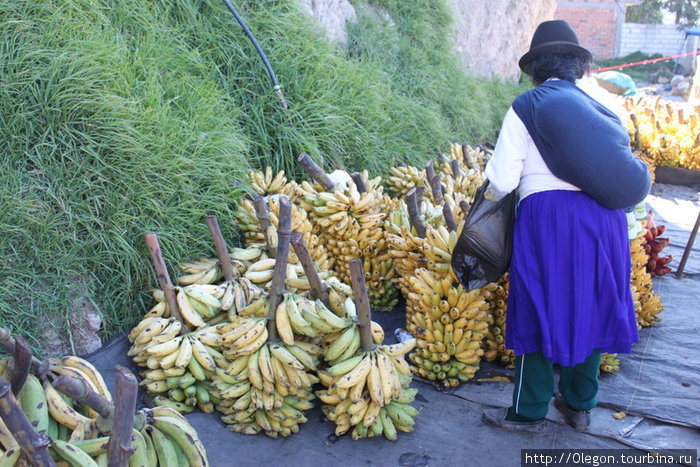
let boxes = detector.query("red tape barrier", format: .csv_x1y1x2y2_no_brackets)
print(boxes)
589,50,700,73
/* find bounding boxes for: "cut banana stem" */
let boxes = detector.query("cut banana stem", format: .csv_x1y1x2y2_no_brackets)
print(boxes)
205,215,237,282
52,374,113,419
0,376,54,464
265,196,294,342
348,259,375,351
252,194,274,257
290,231,330,308
298,152,335,191
107,366,139,466
144,233,188,333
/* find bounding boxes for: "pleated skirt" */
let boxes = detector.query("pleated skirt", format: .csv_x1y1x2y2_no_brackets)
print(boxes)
505,190,639,367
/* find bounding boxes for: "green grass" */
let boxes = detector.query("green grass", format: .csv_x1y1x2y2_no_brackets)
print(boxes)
0,0,522,354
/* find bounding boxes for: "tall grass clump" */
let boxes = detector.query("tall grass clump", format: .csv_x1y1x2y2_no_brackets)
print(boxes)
1,0,522,353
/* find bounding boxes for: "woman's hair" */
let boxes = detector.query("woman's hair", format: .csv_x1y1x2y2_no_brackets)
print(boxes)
523,53,591,85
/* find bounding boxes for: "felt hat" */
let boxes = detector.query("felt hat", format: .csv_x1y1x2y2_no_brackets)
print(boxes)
519,20,592,72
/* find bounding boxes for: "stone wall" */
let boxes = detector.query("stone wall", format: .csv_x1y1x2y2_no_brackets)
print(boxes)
295,0,557,81
449,0,558,80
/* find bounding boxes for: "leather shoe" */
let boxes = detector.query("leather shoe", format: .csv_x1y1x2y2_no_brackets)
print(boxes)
554,393,591,431
482,407,547,433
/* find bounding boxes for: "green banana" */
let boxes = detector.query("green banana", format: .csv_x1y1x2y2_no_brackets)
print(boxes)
52,438,100,467
379,408,397,441
147,425,179,467
20,373,50,434
152,417,208,467
129,428,149,467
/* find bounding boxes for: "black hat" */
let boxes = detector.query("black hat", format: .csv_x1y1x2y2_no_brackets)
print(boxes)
518,20,592,72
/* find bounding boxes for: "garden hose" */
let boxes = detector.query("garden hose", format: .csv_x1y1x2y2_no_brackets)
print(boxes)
220,0,288,110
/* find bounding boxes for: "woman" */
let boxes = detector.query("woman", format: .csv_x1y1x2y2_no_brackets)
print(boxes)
481,20,650,433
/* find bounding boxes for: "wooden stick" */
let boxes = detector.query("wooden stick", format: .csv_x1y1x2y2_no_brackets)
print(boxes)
265,196,293,340
350,172,367,194
0,376,55,466
675,209,700,278
144,233,186,332
443,203,458,232
11,336,32,397
297,153,335,191
406,188,426,238
52,374,113,419
348,259,374,351
205,216,236,282
290,231,330,308
107,366,138,467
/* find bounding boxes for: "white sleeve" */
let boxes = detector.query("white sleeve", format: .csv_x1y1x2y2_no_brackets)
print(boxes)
484,107,527,199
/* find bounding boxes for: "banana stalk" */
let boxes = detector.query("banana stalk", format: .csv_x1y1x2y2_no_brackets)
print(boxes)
107,366,138,466
265,195,294,341
0,376,54,465
290,231,330,308
348,259,375,352
205,215,238,283
144,233,188,333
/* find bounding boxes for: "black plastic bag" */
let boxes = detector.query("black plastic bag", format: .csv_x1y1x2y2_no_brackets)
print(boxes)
451,180,517,290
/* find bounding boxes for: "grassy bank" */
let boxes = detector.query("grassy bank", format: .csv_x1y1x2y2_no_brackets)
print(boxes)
0,0,522,353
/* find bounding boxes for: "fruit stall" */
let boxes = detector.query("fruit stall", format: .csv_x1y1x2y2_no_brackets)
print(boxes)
2,133,697,466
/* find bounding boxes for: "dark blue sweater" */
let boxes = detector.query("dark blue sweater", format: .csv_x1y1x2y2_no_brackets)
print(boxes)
512,79,651,210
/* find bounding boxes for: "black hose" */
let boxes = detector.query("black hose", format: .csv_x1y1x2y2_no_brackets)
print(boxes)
220,0,288,110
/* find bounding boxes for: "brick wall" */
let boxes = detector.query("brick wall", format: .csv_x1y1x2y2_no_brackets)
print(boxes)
554,0,624,60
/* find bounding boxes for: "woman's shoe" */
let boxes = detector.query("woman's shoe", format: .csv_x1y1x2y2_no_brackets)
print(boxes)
482,407,548,433
553,393,591,431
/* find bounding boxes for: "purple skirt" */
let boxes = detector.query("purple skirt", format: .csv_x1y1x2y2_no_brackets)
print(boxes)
505,190,639,366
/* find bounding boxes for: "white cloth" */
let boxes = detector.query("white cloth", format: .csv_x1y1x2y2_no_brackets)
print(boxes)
485,106,580,202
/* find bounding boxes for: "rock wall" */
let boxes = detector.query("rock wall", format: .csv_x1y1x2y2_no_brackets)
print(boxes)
296,0,357,46
295,0,557,81
449,0,557,80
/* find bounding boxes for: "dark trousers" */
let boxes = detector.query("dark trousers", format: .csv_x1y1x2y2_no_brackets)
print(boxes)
506,350,601,421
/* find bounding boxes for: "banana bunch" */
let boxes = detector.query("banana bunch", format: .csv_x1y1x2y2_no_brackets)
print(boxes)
385,164,426,198
316,333,419,439
296,171,400,312
421,225,459,279
625,96,700,170
406,270,493,387
233,194,329,272
246,167,298,199
214,339,319,438
641,215,673,278
0,353,209,466
480,277,514,367
177,257,223,286
599,353,621,374
275,293,354,345
435,143,487,204
630,233,664,328
137,331,224,414
139,405,209,466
